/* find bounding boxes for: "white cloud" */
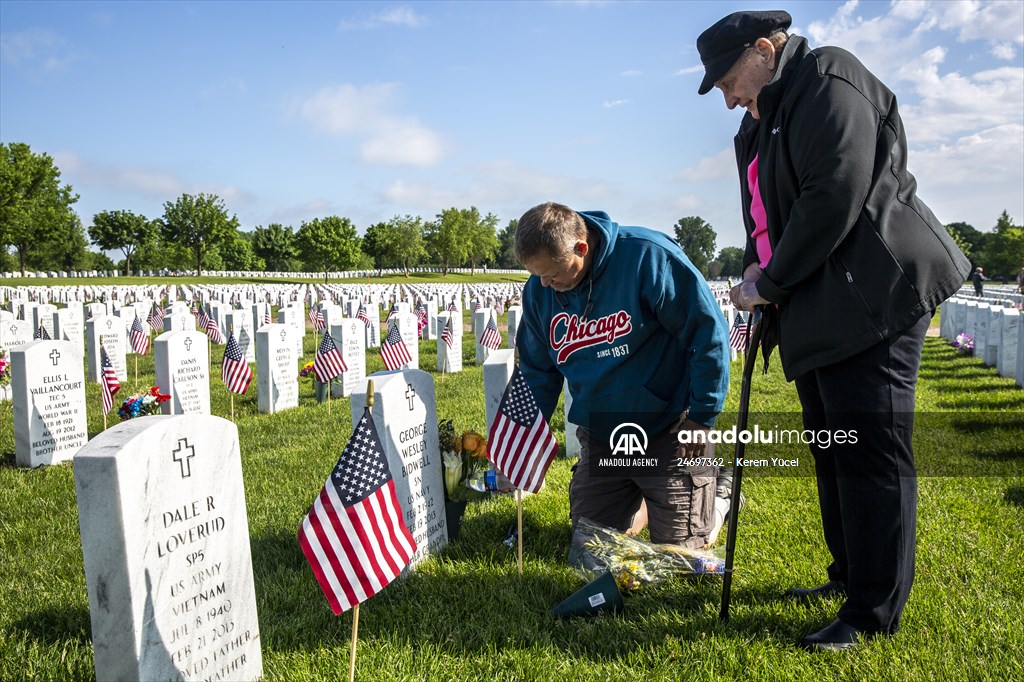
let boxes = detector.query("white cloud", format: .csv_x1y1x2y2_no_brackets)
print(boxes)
53,151,254,207
339,6,426,30
909,123,1024,227
675,148,734,183
602,99,628,108
0,27,77,72
379,160,614,218
621,70,642,77
297,84,447,166
674,65,703,76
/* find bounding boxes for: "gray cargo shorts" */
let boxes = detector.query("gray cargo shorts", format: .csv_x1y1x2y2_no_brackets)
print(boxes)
569,419,719,548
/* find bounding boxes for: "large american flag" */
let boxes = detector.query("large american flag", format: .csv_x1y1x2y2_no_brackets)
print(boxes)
146,302,164,331
440,315,455,350
297,408,416,615
380,322,412,371
356,305,371,328
100,347,120,415
221,331,253,394
309,307,326,331
487,367,558,494
314,330,348,383
129,316,150,355
729,315,749,352
479,315,501,351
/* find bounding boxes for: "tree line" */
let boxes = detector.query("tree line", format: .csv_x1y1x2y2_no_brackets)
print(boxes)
3,142,1021,281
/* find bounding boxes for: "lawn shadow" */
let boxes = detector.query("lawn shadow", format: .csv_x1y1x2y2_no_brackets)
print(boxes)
10,604,91,646
247,504,821,660
1004,486,1024,508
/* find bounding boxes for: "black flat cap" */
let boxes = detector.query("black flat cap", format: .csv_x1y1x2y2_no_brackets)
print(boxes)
696,10,792,95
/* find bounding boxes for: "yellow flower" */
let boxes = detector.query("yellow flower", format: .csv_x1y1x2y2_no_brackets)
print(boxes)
461,431,487,458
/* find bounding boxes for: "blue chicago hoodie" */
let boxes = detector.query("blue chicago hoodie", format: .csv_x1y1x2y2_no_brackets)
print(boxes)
517,211,729,441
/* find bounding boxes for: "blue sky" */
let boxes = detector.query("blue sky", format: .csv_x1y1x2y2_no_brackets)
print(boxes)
2,0,1022,254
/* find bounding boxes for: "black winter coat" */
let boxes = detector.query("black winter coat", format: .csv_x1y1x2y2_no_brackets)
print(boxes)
736,36,970,380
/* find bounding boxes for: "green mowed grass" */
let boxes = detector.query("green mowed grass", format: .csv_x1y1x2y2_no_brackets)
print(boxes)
1,314,1022,681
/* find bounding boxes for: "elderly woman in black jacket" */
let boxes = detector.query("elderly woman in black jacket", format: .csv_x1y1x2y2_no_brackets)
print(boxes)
696,10,970,652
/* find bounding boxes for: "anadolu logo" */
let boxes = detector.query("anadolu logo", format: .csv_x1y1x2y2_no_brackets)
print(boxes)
609,423,648,456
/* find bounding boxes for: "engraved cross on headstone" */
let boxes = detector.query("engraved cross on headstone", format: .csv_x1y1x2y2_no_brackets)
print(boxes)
49,349,61,366
184,337,193,352
106,319,113,329
172,438,196,479
406,383,416,411
280,329,288,342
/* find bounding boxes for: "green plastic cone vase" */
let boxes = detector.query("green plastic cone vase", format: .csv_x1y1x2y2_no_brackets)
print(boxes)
551,570,624,618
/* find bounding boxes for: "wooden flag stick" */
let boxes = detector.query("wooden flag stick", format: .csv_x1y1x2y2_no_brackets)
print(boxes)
348,602,360,682
102,405,107,431
134,354,138,385
230,392,234,422
327,379,332,414
517,488,524,578
346,380,375,682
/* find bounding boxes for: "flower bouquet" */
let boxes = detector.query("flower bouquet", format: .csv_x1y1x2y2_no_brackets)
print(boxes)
118,386,171,420
439,419,492,502
953,333,975,354
299,361,315,379
568,517,725,592
0,348,10,387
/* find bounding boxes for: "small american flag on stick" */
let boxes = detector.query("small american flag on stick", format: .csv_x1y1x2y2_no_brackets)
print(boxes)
487,366,558,494
380,322,412,371
221,332,253,395
479,315,501,351
314,330,348,383
100,347,121,415
298,407,416,615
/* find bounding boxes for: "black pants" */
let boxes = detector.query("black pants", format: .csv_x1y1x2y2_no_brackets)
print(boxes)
793,313,930,634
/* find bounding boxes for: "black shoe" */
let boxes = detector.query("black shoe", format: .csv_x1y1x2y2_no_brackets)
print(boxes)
784,581,846,601
799,619,868,652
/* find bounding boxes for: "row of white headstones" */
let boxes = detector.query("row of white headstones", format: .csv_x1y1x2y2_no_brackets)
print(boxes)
939,294,1024,387
5,284,742,681
1,298,536,679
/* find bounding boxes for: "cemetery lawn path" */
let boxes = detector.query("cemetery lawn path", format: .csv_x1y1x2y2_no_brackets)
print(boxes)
1,325,1022,682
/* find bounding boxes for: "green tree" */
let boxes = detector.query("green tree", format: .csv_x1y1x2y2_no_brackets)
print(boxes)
160,193,239,276
716,246,745,279
253,223,299,271
946,221,986,268
44,212,91,271
495,219,519,268
425,208,470,276
88,250,117,271
362,215,427,276
464,207,499,274
89,209,158,275
980,211,1024,279
0,142,79,276
220,229,264,271
943,224,972,261
673,216,717,278
361,222,392,269
296,215,363,282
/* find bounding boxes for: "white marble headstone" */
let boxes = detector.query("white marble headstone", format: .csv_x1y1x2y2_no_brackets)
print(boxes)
155,330,211,415
506,305,522,350
436,312,462,374
394,313,419,370
331,319,366,399
53,306,85,349
11,340,88,467
0,318,33,351
998,308,1019,379
255,324,298,414
87,315,128,382
74,415,263,682
483,349,515,434
351,370,446,569
563,379,581,459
